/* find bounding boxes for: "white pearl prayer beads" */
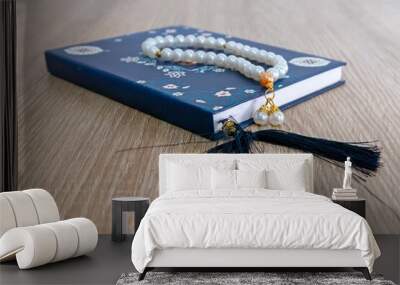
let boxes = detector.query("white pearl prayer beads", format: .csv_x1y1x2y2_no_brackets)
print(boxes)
141,34,288,127
141,34,288,82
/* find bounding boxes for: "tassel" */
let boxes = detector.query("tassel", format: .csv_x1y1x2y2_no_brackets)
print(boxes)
253,129,380,176
208,120,381,176
116,118,381,177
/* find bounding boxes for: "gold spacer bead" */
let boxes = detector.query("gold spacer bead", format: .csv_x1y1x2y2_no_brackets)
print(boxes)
222,120,237,136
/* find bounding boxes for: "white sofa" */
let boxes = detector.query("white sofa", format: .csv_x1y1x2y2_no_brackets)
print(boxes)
0,189,98,269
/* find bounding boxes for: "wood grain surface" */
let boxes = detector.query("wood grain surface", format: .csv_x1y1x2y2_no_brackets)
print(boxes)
16,0,400,234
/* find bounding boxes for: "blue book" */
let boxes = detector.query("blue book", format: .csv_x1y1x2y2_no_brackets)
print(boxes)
45,26,345,140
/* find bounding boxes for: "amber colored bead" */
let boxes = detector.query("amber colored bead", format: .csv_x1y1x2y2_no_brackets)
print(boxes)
259,72,274,90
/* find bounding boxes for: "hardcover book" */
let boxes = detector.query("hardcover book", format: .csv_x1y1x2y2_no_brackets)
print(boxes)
45,26,346,140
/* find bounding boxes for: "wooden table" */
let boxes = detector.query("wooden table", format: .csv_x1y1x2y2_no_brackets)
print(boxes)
16,0,400,234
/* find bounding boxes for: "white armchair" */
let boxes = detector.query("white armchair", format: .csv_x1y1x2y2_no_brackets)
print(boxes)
0,189,98,269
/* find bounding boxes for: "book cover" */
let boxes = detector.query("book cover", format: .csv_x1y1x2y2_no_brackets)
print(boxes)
45,25,346,140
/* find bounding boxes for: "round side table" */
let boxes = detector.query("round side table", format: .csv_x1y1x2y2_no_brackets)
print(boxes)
112,197,150,242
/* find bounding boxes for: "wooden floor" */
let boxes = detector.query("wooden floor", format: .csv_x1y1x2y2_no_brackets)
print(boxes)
16,0,400,234
0,235,399,284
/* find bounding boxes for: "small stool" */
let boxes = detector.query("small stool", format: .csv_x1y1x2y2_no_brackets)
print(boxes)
112,197,149,242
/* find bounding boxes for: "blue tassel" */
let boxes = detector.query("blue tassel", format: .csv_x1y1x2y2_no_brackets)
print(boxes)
254,129,380,176
208,121,381,176
117,119,381,177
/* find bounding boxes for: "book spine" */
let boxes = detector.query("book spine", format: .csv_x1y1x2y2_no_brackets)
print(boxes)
332,191,358,195
334,190,357,193
333,188,357,193
45,51,216,139
332,194,358,200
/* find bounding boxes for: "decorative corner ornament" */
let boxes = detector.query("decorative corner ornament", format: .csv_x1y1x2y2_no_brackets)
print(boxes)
289,57,331,67
64,46,104,56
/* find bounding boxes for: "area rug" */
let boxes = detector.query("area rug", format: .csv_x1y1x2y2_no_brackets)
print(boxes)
116,272,396,285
